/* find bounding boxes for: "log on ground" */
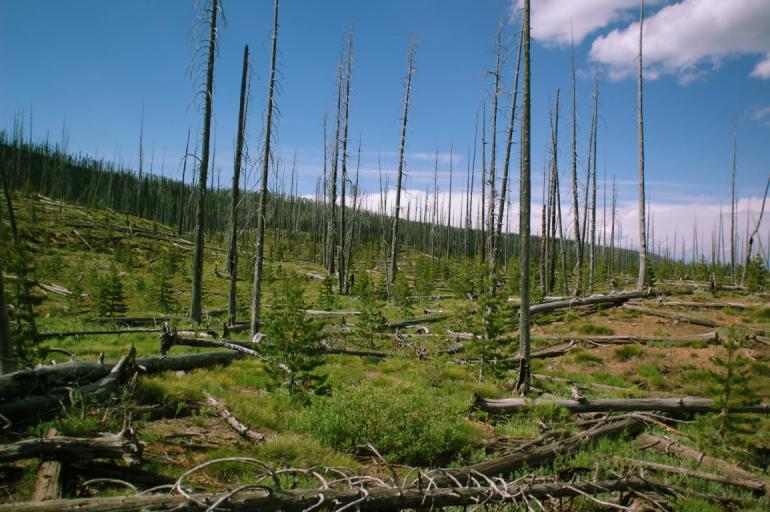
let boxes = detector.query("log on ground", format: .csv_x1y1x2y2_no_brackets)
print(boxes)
476,396,770,415
0,429,143,465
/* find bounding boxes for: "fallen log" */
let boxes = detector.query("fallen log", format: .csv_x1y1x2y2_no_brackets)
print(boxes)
638,432,770,494
0,429,143,465
30,429,62,501
36,328,164,341
650,301,750,310
160,330,259,357
535,332,719,346
204,392,265,443
0,351,241,402
476,396,770,415
624,304,770,336
622,457,766,493
532,373,631,394
0,477,684,512
385,314,449,329
510,290,650,315
0,347,137,424
440,415,645,484
303,309,361,317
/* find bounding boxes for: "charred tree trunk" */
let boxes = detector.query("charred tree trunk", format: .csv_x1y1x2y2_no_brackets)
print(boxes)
227,45,250,326
515,0,532,395
388,42,415,285
250,0,279,337
338,29,353,294
190,0,219,323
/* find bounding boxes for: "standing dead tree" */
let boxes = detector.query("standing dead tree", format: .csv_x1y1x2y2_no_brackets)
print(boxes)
515,0,531,395
327,47,344,277
740,174,770,286
588,71,599,293
227,45,250,327
493,25,523,282
486,20,503,273
388,41,416,285
636,0,648,289
250,0,279,338
730,128,737,283
338,27,353,294
570,36,582,296
190,0,219,323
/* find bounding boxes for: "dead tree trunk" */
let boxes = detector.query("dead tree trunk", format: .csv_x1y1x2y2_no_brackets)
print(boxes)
477,396,770,415
204,392,265,443
178,127,190,236
570,37,582,296
190,0,219,323
636,0,648,289
589,72,599,293
250,0,279,337
0,429,143,465
639,432,770,493
515,0,532,395
486,20,503,272
731,128,737,283
388,42,415,285
338,29,353,294
30,429,62,502
0,204,13,374
740,174,770,286
227,45,250,326
493,25,523,284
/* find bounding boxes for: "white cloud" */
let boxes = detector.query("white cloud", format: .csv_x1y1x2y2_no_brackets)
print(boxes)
590,0,770,81
515,0,647,46
753,105,770,125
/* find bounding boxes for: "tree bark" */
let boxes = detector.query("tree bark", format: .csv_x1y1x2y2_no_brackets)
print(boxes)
515,0,532,395
636,0,648,289
190,0,219,323
477,396,770,415
388,42,415,285
227,45,250,326
0,429,143,465
623,457,767,493
250,0,279,337
204,392,265,443
0,477,686,512
30,429,62,502
338,29,353,293
638,432,770,493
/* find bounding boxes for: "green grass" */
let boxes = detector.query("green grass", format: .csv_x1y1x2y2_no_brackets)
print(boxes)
613,344,645,361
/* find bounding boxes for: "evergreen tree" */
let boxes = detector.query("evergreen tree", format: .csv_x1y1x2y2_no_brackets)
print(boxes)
95,265,128,318
318,274,338,311
263,273,326,394
706,329,756,443
392,273,413,318
745,254,767,293
469,281,511,381
354,273,385,348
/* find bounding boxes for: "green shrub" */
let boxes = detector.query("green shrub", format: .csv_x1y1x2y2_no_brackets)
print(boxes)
301,382,479,465
576,321,614,335
613,344,644,362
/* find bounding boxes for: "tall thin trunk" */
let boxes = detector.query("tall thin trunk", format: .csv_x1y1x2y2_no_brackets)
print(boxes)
249,0,279,337
493,25,523,275
227,45,250,326
338,29,353,294
487,20,503,267
321,112,328,269
570,36,582,296
609,175,616,281
447,145,453,256
190,0,219,323
178,128,190,236
327,49,344,276
515,0,532,395
388,41,416,285
740,174,770,285
480,101,487,263
588,72,599,293
730,127,737,284
0,172,14,374
636,0,648,289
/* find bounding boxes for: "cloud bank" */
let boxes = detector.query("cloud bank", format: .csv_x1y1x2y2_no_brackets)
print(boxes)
518,0,770,81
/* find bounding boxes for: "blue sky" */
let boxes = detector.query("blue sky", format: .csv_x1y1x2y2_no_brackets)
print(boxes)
2,0,769,253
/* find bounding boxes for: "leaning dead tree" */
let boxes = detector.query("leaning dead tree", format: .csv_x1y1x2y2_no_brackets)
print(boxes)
388,41,415,285
250,0,279,338
740,174,770,286
190,0,219,323
227,44,250,327
515,0,532,394
636,0,648,289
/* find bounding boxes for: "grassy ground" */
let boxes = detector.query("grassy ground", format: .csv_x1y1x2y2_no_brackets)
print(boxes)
3,193,770,510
